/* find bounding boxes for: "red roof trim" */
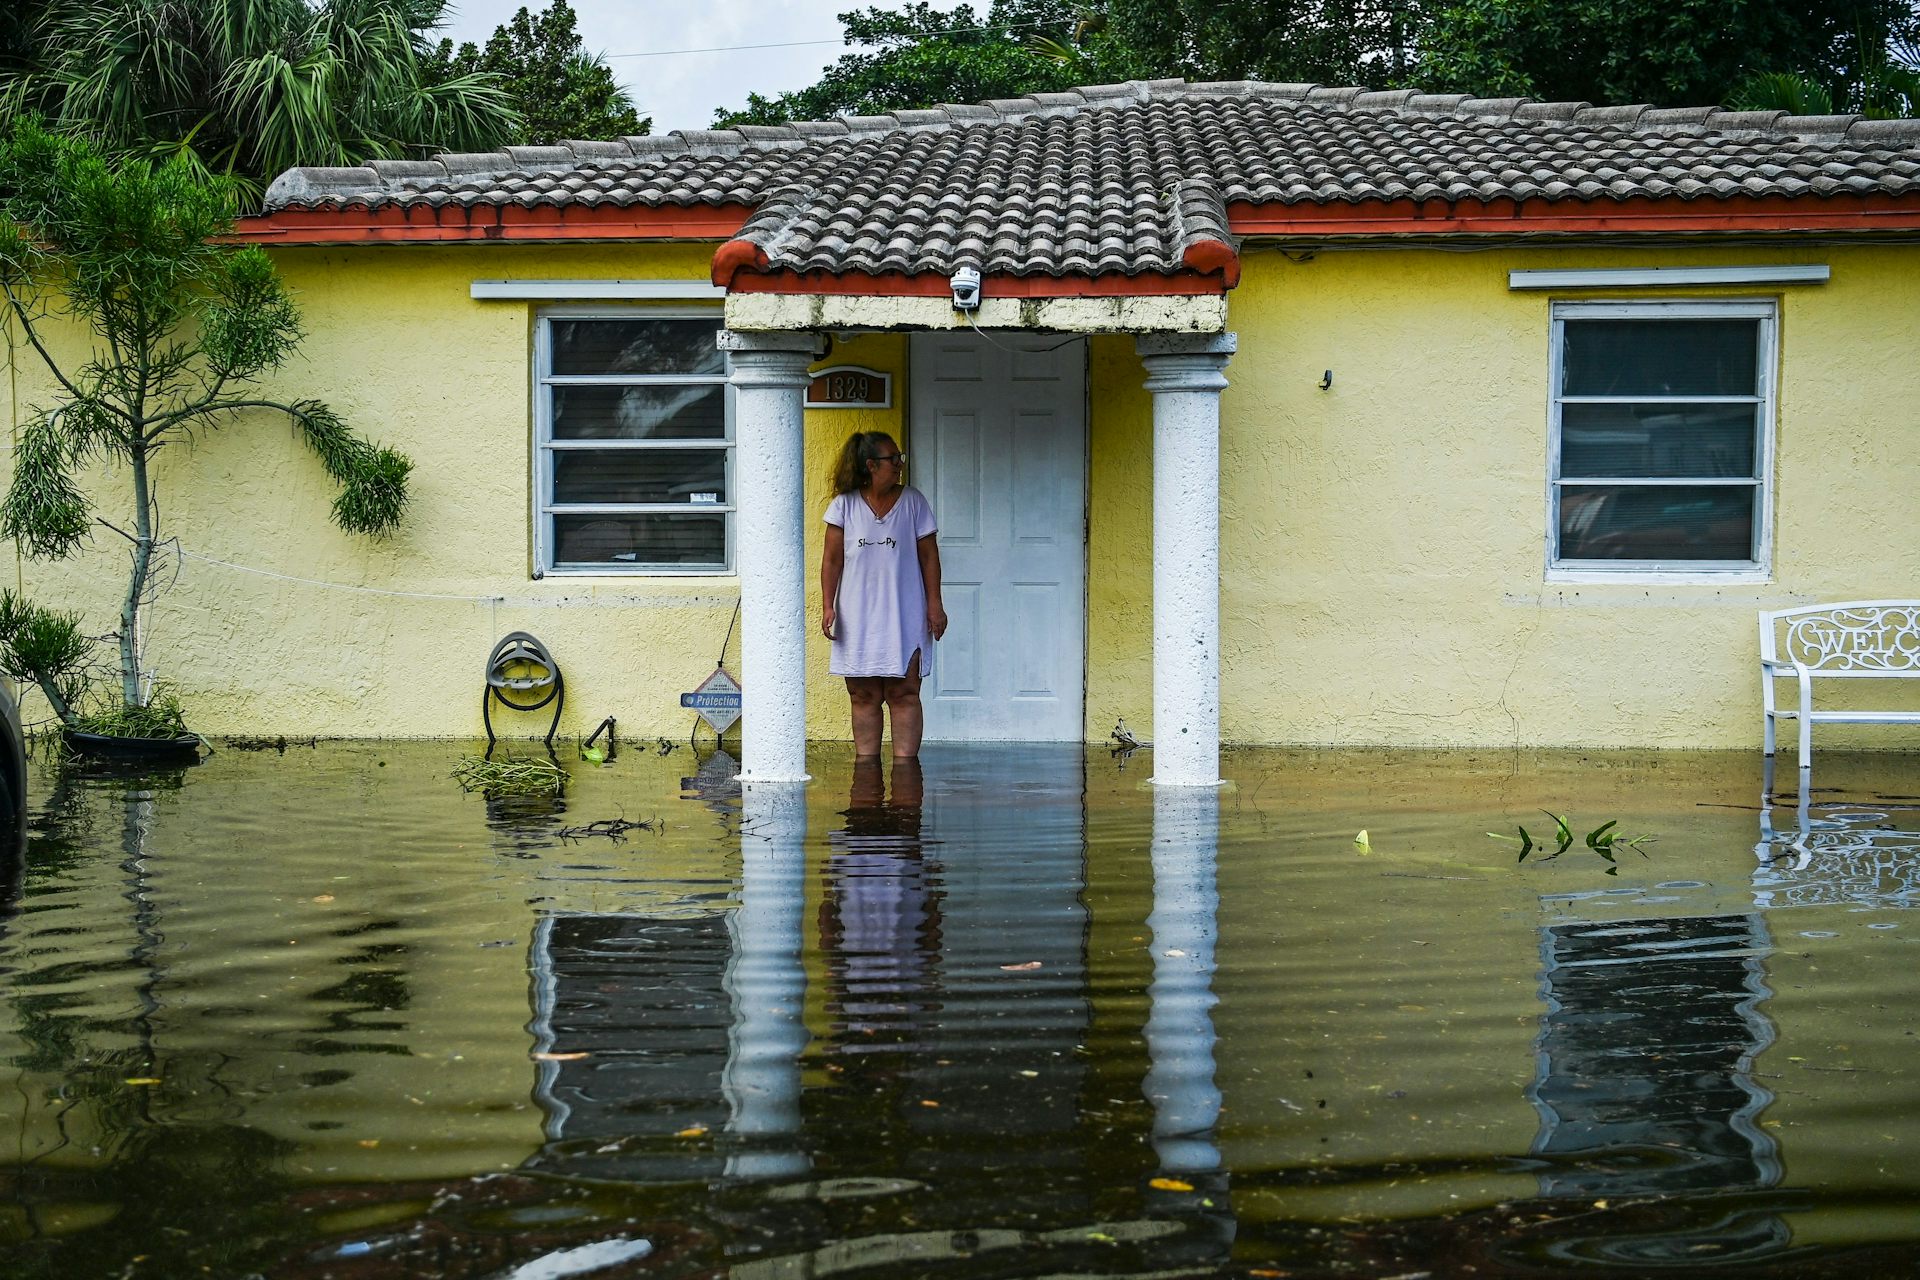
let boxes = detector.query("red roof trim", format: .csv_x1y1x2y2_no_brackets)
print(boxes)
725,269,1228,297
233,191,1920,264
1180,237,1241,287
1227,191,1920,236
711,237,770,287
232,201,754,244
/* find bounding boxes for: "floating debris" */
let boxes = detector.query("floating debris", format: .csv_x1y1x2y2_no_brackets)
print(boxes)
555,816,658,842
502,1238,653,1280
224,735,317,752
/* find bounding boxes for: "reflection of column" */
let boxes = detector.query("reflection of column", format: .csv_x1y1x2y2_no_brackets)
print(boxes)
720,330,820,784
723,780,811,1178
1138,332,1236,788
1144,785,1223,1175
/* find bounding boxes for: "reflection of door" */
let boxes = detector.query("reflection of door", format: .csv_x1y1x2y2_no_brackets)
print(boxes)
911,333,1086,742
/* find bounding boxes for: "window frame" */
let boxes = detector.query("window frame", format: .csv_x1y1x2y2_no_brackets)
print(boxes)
1546,298,1778,584
532,304,734,578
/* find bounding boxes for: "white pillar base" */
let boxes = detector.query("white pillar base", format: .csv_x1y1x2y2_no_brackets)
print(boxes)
1138,333,1237,788
721,330,822,784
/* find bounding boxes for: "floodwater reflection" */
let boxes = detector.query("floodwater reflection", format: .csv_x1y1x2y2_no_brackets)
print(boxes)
1526,914,1787,1265
2,743,1919,1277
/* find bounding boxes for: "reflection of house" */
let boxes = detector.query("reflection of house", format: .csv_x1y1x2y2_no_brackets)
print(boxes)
22,80,1920,773
1527,915,1787,1265
526,913,734,1182
1755,801,1920,908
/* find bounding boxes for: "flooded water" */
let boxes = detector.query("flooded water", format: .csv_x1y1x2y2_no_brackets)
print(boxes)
0,740,1917,1278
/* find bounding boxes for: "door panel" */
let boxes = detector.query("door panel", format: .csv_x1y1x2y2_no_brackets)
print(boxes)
912,334,1086,742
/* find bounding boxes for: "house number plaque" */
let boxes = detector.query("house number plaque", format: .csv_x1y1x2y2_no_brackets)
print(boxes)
806,365,892,409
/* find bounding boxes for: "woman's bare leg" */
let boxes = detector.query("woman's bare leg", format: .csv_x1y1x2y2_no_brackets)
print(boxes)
882,652,924,758
847,677,886,757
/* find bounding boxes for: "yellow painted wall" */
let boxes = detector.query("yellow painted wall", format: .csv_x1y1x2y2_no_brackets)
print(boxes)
6,238,1917,746
1,243,905,741
1089,241,1920,748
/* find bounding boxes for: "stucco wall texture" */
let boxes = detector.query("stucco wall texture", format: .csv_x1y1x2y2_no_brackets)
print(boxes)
4,240,1915,747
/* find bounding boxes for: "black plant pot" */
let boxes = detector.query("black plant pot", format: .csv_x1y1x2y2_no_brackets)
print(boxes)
62,728,204,765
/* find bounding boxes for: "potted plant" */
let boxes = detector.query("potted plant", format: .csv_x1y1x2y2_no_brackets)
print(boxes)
0,120,411,757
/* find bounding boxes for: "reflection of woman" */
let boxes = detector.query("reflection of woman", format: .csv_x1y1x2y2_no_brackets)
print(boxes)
821,432,947,757
823,757,936,1038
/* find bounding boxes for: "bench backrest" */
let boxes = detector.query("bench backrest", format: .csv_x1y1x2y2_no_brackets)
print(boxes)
1760,601,1920,676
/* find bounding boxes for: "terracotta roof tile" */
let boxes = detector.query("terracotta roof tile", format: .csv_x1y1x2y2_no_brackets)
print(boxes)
263,78,1920,280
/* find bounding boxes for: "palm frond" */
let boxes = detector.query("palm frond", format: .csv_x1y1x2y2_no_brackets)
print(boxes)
1729,71,1835,116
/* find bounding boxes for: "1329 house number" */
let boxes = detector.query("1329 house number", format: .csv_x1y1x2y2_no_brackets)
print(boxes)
806,365,892,409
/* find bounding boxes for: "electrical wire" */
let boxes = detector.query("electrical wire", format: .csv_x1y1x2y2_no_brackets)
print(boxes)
604,20,1054,59
960,304,1088,353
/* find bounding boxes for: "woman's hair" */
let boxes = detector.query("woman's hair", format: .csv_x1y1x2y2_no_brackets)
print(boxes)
828,431,899,495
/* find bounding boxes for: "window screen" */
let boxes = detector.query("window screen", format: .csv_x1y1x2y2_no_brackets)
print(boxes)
536,314,730,574
1550,304,1773,571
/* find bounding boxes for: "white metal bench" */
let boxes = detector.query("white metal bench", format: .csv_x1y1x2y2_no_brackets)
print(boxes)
1760,601,1920,772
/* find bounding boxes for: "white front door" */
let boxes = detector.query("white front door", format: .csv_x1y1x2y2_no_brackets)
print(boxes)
911,333,1086,742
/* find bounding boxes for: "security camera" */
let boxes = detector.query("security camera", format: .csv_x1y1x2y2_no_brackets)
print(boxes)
950,265,982,311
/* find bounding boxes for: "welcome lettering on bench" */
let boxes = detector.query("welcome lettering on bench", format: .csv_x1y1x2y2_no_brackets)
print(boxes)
1786,607,1920,671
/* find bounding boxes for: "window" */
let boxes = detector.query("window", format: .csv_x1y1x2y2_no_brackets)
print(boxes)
1549,300,1776,578
535,310,731,575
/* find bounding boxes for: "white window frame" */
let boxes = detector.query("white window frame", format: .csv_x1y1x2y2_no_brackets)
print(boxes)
533,305,734,577
1546,299,1777,585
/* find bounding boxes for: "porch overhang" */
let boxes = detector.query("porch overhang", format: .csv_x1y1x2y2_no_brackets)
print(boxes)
723,291,1228,334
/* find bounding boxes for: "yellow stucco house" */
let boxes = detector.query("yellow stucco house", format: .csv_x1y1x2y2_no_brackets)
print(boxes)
13,79,1920,777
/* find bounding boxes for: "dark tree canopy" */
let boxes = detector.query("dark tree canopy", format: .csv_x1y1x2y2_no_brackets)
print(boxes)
718,1,1097,127
714,0,1920,127
1416,0,1906,107
1100,0,1428,87
429,0,647,143
0,0,520,205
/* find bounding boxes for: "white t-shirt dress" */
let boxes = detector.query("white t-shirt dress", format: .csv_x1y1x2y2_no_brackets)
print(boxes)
825,485,937,677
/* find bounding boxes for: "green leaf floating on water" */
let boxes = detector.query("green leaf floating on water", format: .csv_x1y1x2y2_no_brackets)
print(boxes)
1491,815,1652,869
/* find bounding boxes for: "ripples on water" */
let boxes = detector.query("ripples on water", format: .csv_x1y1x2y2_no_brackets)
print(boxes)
0,742,1916,1278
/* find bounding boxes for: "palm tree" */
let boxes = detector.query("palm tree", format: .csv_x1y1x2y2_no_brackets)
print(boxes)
6,0,520,206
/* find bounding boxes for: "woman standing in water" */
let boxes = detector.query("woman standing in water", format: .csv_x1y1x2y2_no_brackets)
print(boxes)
821,432,946,757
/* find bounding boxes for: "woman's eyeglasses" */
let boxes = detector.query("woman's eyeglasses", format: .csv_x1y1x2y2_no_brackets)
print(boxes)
871,452,904,464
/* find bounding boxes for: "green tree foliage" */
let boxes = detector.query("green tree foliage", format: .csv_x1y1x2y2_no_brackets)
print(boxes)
718,1,1100,126
0,121,412,726
1099,0,1428,86
715,0,1920,127
1416,0,1904,106
428,0,647,144
0,0,520,205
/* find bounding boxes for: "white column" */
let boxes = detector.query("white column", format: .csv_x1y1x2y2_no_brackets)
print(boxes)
1144,785,1223,1176
1138,333,1237,787
722,781,811,1179
720,330,820,783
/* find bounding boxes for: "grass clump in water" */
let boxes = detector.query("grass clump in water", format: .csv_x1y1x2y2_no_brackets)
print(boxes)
74,687,192,739
452,755,568,796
